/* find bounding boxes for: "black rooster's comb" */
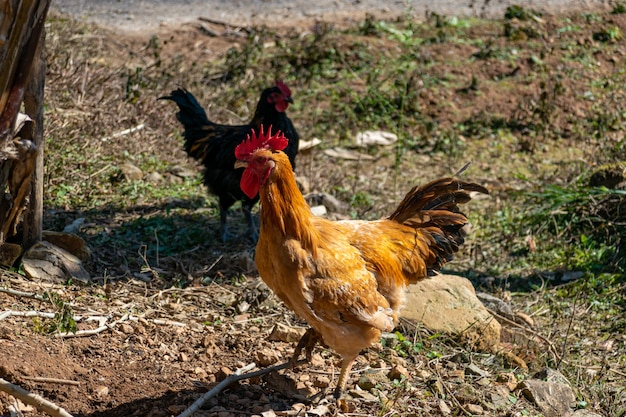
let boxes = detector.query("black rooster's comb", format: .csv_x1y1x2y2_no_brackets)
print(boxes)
235,125,288,160
275,80,291,97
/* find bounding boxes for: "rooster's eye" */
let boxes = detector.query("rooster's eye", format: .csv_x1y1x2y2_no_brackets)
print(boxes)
267,92,281,104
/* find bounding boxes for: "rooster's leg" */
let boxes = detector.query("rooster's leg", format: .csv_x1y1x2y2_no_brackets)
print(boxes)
334,355,357,399
218,205,229,243
291,327,321,366
242,203,258,242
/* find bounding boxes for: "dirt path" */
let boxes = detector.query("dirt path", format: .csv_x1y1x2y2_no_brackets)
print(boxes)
52,0,611,33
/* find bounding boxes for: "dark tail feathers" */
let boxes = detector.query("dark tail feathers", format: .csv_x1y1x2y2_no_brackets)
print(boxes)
389,177,488,275
159,88,213,160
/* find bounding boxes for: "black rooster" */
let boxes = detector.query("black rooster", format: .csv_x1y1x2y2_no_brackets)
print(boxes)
160,81,299,242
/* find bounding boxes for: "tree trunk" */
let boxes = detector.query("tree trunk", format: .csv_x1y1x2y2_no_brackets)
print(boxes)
0,0,50,252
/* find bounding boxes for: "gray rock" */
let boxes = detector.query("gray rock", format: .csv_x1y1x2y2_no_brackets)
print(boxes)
42,230,91,261
119,162,143,181
357,369,388,391
476,292,515,319
62,217,85,234
22,241,90,283
170,165,196,178
145,171,163,184
466,363,490,378
520,379,576,417
402,274,501,351
305,192,347,213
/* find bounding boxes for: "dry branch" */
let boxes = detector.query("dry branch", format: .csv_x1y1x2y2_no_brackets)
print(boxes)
0,377,74,417
21,377,80,386
0,285,48,301
177,359,308,417
0,309,186,337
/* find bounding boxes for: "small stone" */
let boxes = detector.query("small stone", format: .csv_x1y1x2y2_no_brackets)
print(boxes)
194,367,207,378
415,369,433,380
145,171,163,184
438,399,452,415
170,165,196,178
267,323,305,343
520,379,576,417
349,388,378,401
94,385,109,398
256,347,280,366
466,404,484,414
312,375,330,388
119,323,134,334
448,369,465,380
357,369,388,391
216,366,233,381
310,205,327,216
466,363,490,378
388,364,410,381
119,162,143,181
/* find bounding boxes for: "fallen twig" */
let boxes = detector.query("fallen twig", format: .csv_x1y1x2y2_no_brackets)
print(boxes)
21,376,80,386
56,313,130,338
100,123,144,142
197,16,250,32
177,359,307,417
0,377,74,417
0,286,48,302
0,311,58,321
0,309,187,337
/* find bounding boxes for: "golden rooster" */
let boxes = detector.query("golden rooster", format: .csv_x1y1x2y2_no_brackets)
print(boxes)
234,126,487,400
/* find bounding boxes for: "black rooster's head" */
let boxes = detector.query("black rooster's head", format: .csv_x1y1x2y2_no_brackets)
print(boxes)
262,80,293,113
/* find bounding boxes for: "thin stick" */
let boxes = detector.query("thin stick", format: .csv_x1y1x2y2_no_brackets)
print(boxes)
197,16,250,32
55,313,130,338
100,124,144,142
21,376,80,386
486,307,562,363
177,359,307,417
0,286,48,302
0,378,74,417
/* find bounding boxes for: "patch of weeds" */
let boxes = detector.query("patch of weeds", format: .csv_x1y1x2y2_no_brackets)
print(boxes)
32,292,77,335
524,183,626,271
504,5,542,21
376,20,422,46
356,13,383,36
592,26,622,43
220,27,269,82
112,211,216,258
512,76,565,139
349,190,373,219
429,130,466,157
612,2,626,14
391,331,424,358
274,22,339,81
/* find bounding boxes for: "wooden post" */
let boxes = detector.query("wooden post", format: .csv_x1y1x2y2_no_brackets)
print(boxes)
21,30,46,249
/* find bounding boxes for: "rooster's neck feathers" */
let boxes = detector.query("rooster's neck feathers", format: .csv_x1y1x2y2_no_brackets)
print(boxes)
259,153,320,250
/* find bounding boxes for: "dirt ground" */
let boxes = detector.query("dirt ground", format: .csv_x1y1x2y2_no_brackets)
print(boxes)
1,2,625,417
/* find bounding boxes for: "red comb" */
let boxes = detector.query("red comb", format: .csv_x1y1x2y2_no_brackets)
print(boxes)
235,125,289,160
275,80,292,97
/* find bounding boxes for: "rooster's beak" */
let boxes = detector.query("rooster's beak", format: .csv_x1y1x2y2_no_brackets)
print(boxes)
234,160,247,169
285,96,294,104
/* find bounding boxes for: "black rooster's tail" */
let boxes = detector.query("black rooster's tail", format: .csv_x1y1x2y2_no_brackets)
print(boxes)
159,88,214,161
